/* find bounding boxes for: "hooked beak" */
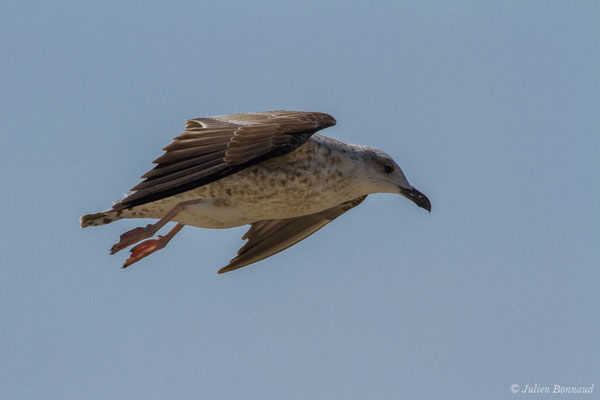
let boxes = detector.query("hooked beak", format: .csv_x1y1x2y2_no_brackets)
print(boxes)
399,186,431,212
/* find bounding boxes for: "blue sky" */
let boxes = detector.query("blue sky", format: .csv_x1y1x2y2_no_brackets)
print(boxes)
2,1,598,399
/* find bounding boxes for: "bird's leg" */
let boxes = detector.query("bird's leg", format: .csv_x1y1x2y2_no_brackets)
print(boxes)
110,199,203,254
122,223,184,269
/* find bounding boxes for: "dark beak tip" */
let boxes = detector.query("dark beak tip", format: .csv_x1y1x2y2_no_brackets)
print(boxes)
399,186,431,213
416,194,431,213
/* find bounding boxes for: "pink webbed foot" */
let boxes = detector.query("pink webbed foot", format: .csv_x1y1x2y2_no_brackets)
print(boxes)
120,223,184,268
110,225,156,255
122,237,166,268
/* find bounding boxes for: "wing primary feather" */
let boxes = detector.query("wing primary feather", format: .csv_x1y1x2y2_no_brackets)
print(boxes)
124,164,227,202
163,136,230,151
141,151,226,179
174,128,237,140
153,143,228,164
131,158,224,190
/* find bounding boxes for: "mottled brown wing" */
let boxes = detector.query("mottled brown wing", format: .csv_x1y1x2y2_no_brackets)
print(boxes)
115,111,336,210
218,196,367,274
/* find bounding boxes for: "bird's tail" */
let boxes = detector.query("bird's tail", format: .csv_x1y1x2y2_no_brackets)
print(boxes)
80,210,121,228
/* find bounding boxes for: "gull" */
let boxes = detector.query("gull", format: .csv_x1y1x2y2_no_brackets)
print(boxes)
80,111,431,273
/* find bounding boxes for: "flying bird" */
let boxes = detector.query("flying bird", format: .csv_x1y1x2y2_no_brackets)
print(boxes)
81,111,431,273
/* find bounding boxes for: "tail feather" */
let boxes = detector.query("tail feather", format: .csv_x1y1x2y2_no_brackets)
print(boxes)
80,210,121,228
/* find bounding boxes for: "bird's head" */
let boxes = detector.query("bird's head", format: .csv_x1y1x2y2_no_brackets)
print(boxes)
357,147,431,212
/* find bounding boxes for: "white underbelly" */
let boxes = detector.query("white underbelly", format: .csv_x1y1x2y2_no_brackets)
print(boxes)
171,192,353,228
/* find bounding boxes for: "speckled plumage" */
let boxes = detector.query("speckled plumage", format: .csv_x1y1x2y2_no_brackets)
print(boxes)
81,111,431,273
119,135,361,228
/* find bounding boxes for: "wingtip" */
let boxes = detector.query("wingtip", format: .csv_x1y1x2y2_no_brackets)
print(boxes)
318,112,336,127
217,261,239,274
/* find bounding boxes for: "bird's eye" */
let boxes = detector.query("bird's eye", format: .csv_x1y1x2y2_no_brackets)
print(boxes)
383,164,394,174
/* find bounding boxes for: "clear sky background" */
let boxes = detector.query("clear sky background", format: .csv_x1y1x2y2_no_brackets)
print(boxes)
2,1,598,399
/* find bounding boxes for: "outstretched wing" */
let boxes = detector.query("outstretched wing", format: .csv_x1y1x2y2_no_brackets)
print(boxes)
115,111,336,210
218,196,367,274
